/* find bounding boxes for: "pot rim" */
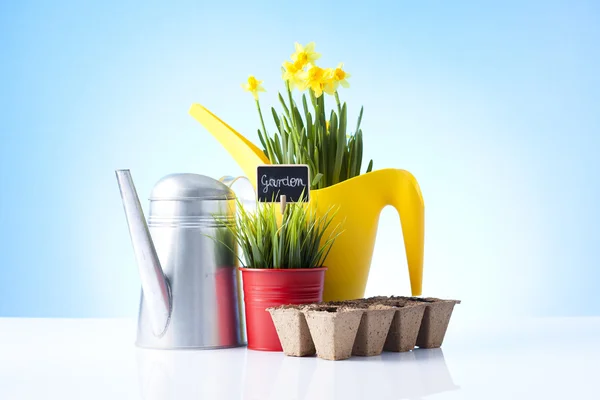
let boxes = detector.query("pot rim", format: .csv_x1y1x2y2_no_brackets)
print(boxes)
239,267,327,273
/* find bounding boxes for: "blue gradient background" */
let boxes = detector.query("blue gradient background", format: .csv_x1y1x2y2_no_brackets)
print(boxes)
1,1,598,318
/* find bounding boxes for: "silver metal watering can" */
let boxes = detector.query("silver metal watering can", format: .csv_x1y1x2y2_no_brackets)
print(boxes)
115,169,248,349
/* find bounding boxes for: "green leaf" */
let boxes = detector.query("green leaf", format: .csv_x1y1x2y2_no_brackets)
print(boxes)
340,148,349,182
257,129,267,152
339,103,347,138
311,172,324,186
318,94,326,127
262,129,277,162
286,85,297,131
299,126,307,149
292,102,304,133
313,147,321,189
328,110,338,168
333,105,346,184
355,106,364,135
350,133,359,178
356,130,364,177
302,94,310,117
271,108,283,135
278,92,291,120
309,89,318,110
273,134,284,163
319,123,328,186
287,130,294,162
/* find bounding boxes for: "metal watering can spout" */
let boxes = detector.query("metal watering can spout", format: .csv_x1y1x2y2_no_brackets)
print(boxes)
115,169,171,337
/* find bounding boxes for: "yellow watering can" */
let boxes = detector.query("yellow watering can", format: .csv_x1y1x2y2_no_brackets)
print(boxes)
190,104,424,300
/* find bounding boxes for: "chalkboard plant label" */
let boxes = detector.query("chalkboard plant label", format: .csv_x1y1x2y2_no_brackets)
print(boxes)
257,164,310,203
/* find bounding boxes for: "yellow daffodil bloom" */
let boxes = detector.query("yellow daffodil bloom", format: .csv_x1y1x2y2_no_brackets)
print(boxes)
282,61,305,89
242,75,266,100
291,42,321,69
300,65,327,97
324,63,351,94
322,68,336,95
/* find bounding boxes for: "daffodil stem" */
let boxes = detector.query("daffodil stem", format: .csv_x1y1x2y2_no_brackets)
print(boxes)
286,82,296,132
256,99,275,160
256,99,268,138
334,91,342,117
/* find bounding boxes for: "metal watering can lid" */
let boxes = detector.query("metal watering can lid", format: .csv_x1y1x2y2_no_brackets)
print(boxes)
149,173,235,201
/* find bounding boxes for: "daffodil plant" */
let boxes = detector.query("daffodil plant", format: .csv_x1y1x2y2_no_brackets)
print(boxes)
242,42,373,189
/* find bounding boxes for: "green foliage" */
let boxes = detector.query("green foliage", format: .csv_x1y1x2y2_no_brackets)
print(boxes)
257,86,374,189
216,199,342,269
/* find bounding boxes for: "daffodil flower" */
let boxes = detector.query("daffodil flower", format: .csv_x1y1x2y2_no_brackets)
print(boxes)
282,61,305,90
322,68,336,95
242,75,266,100
300,65,327,97
291,42,321,69
324,63,351,94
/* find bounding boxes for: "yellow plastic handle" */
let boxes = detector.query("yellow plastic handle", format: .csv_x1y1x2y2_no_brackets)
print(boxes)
382,169,424,296
312,168,423,298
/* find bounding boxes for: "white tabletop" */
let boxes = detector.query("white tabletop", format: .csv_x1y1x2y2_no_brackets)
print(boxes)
0,316,598,399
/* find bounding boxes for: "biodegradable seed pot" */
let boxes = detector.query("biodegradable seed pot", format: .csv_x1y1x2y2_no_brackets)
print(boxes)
383,301,427,352
414,298,461,349
304,306,364,361
370,296,461,349
267,305,315,357
352,304,396,357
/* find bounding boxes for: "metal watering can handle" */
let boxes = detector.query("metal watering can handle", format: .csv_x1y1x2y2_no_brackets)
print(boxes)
219,175,256,213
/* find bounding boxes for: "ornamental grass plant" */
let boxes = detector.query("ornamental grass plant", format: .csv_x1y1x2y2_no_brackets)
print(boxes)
242,42,374,190
219,199,342,270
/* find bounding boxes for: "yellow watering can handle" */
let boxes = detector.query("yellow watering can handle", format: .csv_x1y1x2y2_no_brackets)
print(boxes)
381,169,424,296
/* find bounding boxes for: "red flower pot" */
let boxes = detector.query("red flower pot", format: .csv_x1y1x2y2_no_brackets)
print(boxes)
240,267,327,351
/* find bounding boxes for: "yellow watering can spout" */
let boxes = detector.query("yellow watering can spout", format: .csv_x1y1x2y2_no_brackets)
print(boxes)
189,103,424,299
189,104,270,187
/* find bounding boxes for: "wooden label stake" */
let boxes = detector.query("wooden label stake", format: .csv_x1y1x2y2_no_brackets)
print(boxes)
280,195,287,215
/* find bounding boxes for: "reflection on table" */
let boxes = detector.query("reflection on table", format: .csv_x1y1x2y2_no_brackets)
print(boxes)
136,347,459,399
